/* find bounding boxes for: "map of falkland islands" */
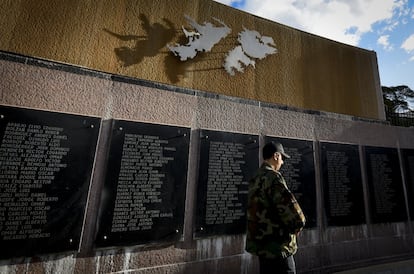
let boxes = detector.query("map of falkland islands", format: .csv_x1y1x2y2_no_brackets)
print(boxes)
168,16,277,76
168,15,231,61
224,28,277,76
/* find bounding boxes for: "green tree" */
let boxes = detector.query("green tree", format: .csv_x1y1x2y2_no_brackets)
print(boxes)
382,85,414,127
382,85,414,113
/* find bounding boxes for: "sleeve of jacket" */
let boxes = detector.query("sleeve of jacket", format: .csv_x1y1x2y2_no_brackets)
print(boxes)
270,174,306,234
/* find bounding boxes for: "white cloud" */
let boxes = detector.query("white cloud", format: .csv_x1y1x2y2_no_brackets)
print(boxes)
214,0,405,47
401,33,414,62
395,0,410,17
378,35,393,51
401,34,414,53
381,20,400,33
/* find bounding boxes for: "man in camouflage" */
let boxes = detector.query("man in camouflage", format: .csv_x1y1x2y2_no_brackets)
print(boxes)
246,142,306,274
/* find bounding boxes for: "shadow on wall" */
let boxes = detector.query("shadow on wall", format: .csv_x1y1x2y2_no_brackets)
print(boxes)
104,14,224,83
104,14,174,66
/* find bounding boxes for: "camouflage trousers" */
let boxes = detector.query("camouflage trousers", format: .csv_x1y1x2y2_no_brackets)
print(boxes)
259,255,296,274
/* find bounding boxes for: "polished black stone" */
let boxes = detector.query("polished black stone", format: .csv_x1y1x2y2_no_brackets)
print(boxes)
321,142,365,226
95,120,190,247
365,146,407,223
195,130,259,237
0,105,100,259
401,149,414,220
265,137,317,228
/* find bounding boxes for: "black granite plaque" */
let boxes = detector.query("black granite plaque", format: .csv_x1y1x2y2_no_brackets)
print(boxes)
401,149,414,220
265,137,317,228
321,142,365,226
365,146,406,223
0,105,100,259
95,120,190,247
195,130,258,237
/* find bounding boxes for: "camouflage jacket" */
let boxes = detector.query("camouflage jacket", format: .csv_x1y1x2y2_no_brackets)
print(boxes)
246,163,306,259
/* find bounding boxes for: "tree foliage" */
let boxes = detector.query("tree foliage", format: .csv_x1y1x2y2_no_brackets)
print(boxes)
382,85,414,113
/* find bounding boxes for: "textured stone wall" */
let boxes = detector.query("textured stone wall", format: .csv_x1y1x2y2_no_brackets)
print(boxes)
0,0,384,119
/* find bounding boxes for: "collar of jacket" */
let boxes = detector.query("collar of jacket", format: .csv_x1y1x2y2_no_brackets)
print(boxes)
261,162,282,174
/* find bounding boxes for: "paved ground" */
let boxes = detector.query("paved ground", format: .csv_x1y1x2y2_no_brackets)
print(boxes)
334,259,414,274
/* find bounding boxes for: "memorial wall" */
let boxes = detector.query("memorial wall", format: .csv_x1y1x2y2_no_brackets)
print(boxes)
321,142,365,226
266,136,317,228
195,130,258,237
0,56,414,273
0,105,100,259
0,0,384,120
2,102,414,262
403,149,414,221
0,1,413,272
95,120,190,247
365,146,407,224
